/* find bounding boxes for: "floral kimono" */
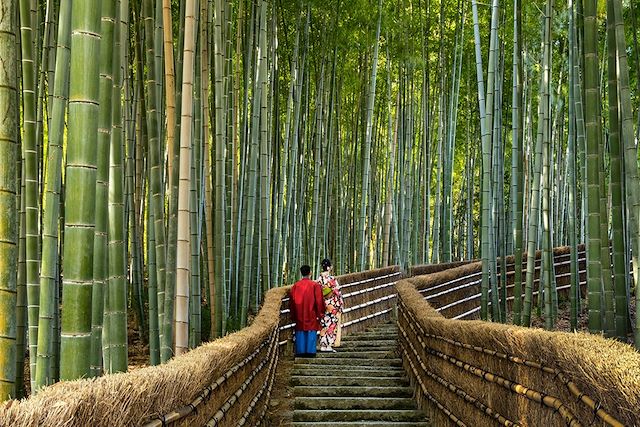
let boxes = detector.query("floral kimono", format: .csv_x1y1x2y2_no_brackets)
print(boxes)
317,271,344,349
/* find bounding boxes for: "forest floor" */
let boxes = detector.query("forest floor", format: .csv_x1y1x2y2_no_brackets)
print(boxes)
525,297,636,346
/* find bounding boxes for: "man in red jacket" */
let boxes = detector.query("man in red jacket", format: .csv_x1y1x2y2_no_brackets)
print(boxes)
289,265,326,357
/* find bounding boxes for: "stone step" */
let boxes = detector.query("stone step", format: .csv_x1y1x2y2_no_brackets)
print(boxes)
293,409,428,423
292,367,404,377
341,333,398,341
291,422,430,427
315,350,397,359
294,357,403,366
294,397,416,410
328,341,398,354
291,375,409,387
293,385,414,398
337,339,397,348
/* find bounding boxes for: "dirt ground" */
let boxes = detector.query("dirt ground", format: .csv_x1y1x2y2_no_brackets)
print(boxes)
523,297,636,345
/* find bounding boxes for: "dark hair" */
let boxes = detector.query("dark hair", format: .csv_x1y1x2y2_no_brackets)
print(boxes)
300,265,311,276
320,258,332,272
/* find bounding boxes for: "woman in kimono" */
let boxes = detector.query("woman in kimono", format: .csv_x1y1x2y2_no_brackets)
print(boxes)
317,258,344,352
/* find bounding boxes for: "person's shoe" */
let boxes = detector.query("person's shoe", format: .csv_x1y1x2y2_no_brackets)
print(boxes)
320,346,336,352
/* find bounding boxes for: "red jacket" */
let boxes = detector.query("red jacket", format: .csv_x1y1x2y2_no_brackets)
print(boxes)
289,277,326,331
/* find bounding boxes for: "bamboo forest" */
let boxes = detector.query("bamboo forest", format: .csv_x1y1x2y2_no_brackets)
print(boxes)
1,0,640,424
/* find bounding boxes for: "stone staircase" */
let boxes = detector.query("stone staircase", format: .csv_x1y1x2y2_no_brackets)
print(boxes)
286,323,430,426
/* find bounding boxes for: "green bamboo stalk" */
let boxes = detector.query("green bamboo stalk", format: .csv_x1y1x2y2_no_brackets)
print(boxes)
511,0,524,325
272,6,301,285
106,0,127,373
19,0,40,390
567,0,580,330
609,0,640,347
213,0,227,334
444,3,465,265
522,69,546,327
310,63,324,267
541,0,554,330
471,0,498,320
122,0,144,346
240,0,263,327
91,0,116,378
583,0,604,333
163,0,182,362
154,0,163,144
201,2,217,339
189,0,206,348
0,0,19,401
15,174,26,397
605,0,627,340
35,0,71,390
60,0,101,381
148,206,160,364
142,0,167,362
357,0,382,271
258,0,270,293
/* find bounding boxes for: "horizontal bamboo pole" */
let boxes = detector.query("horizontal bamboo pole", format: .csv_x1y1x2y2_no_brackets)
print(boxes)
144,329,276,427
401,341,468,427
342,294,396,313
339,272,401,291
206,329,278,426
399,308,583,427
341,307,394,328
399,330,520,426
400,290,623,427
342,281,396,299
236,334,279,426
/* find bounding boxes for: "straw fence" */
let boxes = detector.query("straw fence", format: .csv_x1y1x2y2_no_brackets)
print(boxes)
398,246,639,427
0,267,400,426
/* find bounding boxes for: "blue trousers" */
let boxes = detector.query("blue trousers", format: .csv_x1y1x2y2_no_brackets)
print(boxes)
295,330,317,356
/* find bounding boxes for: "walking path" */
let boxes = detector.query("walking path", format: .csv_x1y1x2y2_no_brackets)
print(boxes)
279,322,431,426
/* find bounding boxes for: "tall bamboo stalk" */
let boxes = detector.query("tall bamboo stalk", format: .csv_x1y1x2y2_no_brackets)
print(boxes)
60,0,102,381
358,0,382,271
214,0,227,334
0,0,19,401
106,0,127,372
510,0,524,325
471,0,498,320
19,0,40,390
567,0,580,330
92,0,117,377
142,0,167,362
175,0,198,357
583,0,605,333
258,0,270,293
35,0,71,390
609,0,640,347
605,0,627,340
522,69,546,327
541,0,554,329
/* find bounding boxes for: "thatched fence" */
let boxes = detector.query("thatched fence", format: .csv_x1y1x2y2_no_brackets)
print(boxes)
398,246,639,427
0,267,400,426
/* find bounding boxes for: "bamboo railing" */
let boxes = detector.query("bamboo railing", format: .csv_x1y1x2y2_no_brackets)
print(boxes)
278,266,401,351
